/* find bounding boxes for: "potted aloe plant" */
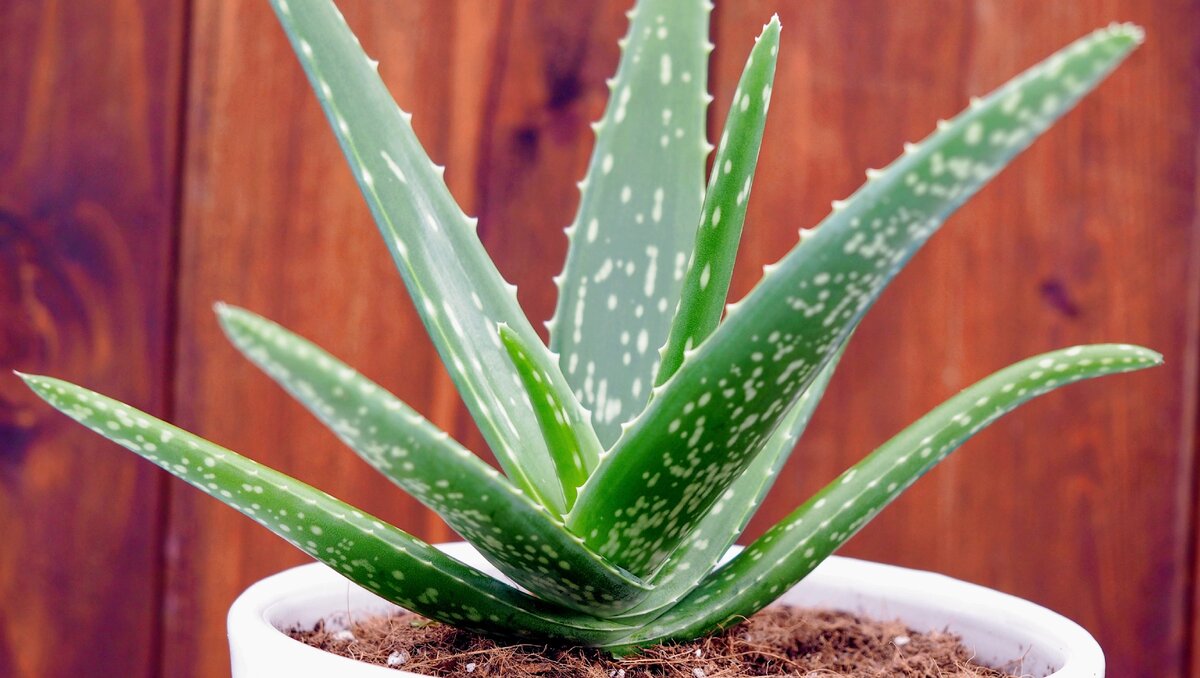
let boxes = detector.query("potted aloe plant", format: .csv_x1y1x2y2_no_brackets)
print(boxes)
20,0,1153,675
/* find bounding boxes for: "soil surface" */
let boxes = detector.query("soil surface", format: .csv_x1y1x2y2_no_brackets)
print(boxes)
290,606,1028,677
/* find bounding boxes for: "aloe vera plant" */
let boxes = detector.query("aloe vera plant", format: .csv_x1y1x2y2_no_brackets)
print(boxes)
20,0,1158,653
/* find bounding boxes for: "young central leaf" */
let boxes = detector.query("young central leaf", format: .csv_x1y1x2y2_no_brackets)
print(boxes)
549,0,711,447
656,16,779,386
499,324,601,508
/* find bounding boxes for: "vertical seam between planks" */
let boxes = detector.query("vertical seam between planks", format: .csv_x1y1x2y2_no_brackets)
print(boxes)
1180,35,1200,676
153,0,196,675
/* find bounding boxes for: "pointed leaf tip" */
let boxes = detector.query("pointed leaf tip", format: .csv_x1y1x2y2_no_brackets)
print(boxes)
652,13,780,390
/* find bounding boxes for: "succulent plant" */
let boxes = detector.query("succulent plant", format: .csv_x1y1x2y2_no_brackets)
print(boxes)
20,0,1158,653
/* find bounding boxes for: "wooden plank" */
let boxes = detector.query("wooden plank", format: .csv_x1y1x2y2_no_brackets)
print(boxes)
0,0,187,676
166,2,510,676
714,3,1199,677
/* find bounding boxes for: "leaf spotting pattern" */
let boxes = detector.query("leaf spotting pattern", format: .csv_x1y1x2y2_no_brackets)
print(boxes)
16,374,644,643
568,23,1145,578
656,16,780,386
607,344,1163,648
218,305,645,614
550,0,712,447
269,0,594,514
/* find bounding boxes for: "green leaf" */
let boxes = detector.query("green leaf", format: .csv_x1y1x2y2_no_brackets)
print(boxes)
268,0,589,514
15,373,645,643
548,0,712,447
656,16,779,386
498,323,601,508
568,24,1144,577
606,343,1163,648
216,305,646,614
613,346,841,623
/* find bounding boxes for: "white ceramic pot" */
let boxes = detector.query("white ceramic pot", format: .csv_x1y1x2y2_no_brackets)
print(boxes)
228,542,1103,677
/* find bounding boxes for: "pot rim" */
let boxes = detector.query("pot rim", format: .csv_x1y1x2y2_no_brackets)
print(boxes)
228,542,1103,677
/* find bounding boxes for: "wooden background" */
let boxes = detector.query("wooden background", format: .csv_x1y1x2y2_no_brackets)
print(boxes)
3,1,1197,676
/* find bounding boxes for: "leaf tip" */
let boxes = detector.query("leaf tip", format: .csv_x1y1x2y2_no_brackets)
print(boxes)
1138,347,1164,366
213,301,250,332
763,13,782,37
1105,21,1145,45
15,371,53,397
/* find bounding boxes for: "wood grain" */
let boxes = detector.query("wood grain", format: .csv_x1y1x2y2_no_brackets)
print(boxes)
714,3,1200,677
0,0,187,676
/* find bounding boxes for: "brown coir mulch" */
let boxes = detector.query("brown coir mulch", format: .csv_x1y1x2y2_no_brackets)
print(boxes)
290,606,1029,677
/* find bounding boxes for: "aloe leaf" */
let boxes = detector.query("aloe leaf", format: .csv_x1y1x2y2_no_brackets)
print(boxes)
268,0,591,514
16,373,649,643
656,16,779,386
569,24,1144,577
498,324,601,508
602,344,1162,647
614,347,841,622
548,0,712,447
216,305,646,614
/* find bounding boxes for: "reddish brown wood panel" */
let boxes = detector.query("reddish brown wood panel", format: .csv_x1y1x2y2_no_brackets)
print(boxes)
0,0,187,676
713,2,1200,678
